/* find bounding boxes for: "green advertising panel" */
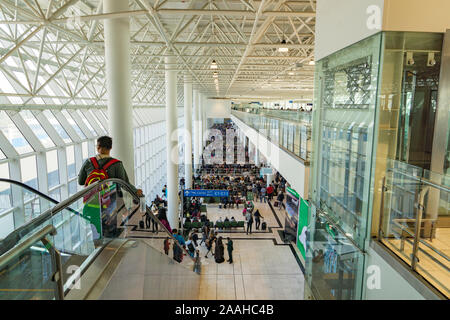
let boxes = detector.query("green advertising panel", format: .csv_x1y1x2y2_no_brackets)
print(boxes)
297,197,309,259
284,187,300,242
82,191,103,240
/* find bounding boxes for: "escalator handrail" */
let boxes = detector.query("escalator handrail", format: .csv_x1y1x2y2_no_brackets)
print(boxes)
0,178,199,267
0,224,56,270
0,178,59,205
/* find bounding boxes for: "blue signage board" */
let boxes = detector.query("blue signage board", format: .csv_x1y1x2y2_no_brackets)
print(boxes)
184,189,229,197
260,167,273,175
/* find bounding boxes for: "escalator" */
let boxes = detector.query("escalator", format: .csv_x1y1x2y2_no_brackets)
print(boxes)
0,178,201,300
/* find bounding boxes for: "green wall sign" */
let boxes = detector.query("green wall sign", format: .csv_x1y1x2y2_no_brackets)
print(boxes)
296,197,309,259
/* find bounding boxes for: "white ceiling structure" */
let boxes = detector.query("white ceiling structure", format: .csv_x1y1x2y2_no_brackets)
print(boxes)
0,0,316,107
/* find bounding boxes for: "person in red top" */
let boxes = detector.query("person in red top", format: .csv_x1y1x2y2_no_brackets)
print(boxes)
267,184,274,201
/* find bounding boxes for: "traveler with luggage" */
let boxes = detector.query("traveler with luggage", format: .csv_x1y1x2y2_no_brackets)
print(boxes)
78,136,143,239
254,209,263,230
276,192,285,210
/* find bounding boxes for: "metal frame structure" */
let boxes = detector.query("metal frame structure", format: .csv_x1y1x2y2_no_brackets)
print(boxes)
0,105,184,237
0,0,316,102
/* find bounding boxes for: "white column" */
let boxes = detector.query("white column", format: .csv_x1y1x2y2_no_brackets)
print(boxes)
255,148,260,167
267,172,273,187
193,89,200,171
197,92,202,162
202,94,207,148
184,76,193,189
103,0,135,184
165,56,179,229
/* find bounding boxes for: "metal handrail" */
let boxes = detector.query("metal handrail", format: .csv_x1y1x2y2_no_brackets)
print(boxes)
0,224,64,299
0,224,55,268
385,168,450,193
379,168,450,293
0,178,59,205
0,177,199,270
231,112,311,164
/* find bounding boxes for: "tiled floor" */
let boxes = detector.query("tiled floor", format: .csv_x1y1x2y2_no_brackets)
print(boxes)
194,199,304,300
122,195,305,300
198,238,304,300
382,227,450,298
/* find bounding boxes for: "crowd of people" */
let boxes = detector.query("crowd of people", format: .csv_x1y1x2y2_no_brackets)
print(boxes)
146,122,288,265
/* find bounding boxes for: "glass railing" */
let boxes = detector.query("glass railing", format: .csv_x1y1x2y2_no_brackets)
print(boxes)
232,110,311,162
0,178,200,300
378,160,449,298
0,179,60,239
232,106,312,123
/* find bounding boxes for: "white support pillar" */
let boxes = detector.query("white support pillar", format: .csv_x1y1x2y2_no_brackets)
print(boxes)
255,148,260,167
202,94,207,148
103,0,135,184
193,89,200,171
197,91,202,163
165,56,179,229
267,171,273,187
184,76,193,189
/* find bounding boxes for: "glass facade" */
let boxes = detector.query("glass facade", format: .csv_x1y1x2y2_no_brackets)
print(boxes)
307,30,449,300
232,110,312,162
0,106,184,239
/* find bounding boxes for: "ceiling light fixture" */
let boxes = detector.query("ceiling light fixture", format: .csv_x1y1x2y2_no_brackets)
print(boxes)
210,60,218,69
213,71,218,78
309,60,315,66
278,40,289,53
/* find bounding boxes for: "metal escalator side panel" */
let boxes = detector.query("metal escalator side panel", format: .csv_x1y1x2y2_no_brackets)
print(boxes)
64,239,134,300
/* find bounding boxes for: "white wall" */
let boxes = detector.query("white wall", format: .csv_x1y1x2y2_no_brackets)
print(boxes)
315,0,384,61
231,114,309,199
206,99,231,119
383,0,450,32
316,0,450,61
364,246,427,300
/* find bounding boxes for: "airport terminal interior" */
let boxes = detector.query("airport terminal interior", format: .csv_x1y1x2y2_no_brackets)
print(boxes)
0,0,448,300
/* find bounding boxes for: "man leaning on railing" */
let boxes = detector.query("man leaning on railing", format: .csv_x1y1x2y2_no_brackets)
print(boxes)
78,136,143,239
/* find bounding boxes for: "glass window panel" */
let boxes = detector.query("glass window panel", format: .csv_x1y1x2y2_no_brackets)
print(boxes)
68,180,77,196
82,142,88,161
0,163,11,213
42,110,72,143
0,111,34,154
46,150,59,188
49,188,61,202
61,110,86,139
76,110,97,136
0,149,5,159
20,155,37,197
84,109,106,134
66,146,76,178
19,110,55,148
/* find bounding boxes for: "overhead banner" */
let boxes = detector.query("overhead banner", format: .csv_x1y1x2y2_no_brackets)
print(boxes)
183,189,229,198
260,167,273,176
297,198,309,259
284,187,299,242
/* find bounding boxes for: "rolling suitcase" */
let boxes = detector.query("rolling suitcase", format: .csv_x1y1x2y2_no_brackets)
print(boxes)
261,221,267,230
139,220,145,229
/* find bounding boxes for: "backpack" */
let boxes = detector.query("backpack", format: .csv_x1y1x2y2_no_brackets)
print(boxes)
84,157,120,186
188,242,195,252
